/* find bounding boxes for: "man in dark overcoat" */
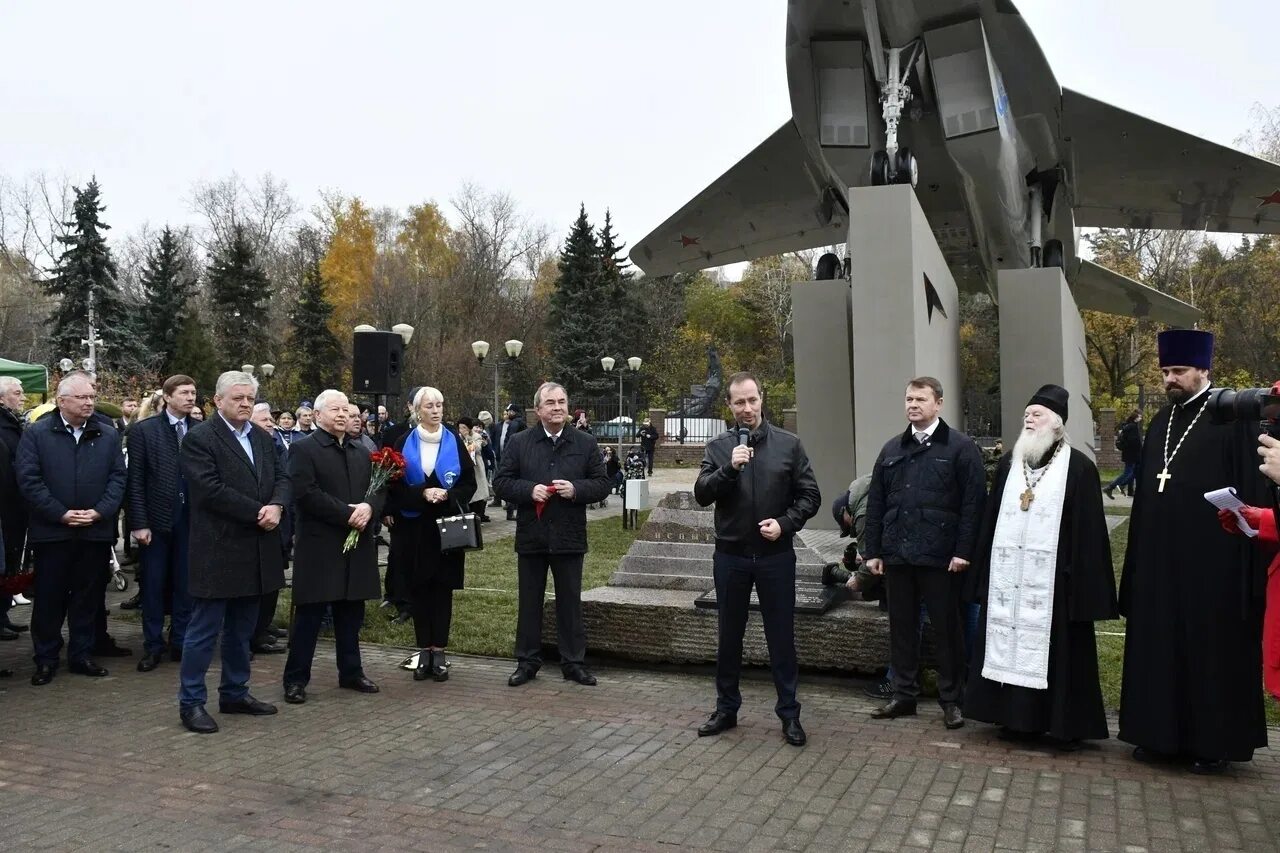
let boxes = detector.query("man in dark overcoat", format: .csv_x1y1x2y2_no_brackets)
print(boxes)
282,390,384,704
177,371,288,734
493,382,610,687
0,375,28,637
16,372,126,685
127,374,199,673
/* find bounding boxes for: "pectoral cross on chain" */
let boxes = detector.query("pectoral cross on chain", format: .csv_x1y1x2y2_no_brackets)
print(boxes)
1019,488,1035,511
1156,469,1171,493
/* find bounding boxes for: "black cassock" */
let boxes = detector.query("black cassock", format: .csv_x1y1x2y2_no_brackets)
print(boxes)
964,447,1118,740
1118,392,1269,762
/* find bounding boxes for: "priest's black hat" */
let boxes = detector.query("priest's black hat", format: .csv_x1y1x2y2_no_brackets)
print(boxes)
1157,329,1214,369
1028,384,1069,422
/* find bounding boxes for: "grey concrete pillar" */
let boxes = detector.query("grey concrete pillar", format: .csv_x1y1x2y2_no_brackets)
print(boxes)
997,268,1094,459
792,279,855,529
848,186,962,476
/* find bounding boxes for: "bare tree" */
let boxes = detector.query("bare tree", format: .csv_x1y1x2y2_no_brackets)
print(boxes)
0,171,74,273
187,172,299,254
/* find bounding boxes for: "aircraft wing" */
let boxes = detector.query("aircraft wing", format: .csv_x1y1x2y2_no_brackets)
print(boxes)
1070,258,1201,327
1063,89,1280,234
630,120,845,276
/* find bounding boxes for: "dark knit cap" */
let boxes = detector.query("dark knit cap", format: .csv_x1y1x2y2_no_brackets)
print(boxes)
1028,384,1069,422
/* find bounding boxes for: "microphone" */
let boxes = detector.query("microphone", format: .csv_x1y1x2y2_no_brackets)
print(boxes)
735,423,751,467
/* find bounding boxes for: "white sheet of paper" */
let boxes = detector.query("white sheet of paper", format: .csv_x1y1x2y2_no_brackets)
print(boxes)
1203,487,1258,537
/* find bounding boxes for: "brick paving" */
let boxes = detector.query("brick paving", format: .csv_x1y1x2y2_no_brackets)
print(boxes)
1,609,1277,852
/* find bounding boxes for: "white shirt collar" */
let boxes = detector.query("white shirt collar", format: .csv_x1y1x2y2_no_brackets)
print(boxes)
543,425,564,441
912,418,940,438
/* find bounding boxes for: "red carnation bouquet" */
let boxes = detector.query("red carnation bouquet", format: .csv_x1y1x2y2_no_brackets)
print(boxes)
344,447,406,553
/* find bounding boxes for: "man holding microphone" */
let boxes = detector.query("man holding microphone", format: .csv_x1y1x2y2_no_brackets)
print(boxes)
693,372,821,746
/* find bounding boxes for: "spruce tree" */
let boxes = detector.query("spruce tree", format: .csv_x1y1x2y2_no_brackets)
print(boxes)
171,310,221,394
285,249,343,399
44,179,129,369
207,225,271,367
140,227,195,372
596,209,639,358
548,205,609,396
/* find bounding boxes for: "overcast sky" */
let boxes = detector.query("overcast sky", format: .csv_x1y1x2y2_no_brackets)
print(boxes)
2,0,1277,275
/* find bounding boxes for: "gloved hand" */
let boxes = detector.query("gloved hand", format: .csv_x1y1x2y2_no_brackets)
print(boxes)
1218,506,1266,535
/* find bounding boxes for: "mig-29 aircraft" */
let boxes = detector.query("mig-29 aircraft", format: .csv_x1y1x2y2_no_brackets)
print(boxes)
632,0,1280,327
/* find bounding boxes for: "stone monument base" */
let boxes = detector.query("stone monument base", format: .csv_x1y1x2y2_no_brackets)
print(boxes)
539,491,897,674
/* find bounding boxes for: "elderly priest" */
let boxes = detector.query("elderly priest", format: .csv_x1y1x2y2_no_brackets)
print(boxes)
963,385,1117,750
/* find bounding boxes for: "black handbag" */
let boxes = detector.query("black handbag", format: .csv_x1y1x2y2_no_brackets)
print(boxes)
436,501,483,553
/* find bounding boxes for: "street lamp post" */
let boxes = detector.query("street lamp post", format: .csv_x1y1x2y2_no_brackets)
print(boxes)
601,355,642,457
472,339,523,418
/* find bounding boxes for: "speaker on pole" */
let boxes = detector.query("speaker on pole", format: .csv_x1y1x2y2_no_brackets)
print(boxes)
352,330,403,395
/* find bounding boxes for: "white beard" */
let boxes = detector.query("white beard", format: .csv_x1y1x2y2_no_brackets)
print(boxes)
1013,425,1062,469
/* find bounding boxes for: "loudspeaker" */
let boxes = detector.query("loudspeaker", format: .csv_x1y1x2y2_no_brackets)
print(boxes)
352,331,403,395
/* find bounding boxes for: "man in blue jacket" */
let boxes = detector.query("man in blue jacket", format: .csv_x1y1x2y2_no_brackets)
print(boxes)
15,372,126,686
126,374,198,673
862,376,986,730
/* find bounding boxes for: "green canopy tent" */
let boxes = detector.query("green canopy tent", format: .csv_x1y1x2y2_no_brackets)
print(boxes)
0,357,49,394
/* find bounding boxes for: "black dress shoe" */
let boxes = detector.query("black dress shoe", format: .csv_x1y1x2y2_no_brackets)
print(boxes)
429,651,449,682
871,699,918,719
118,592,142,610
0,627,17,640
180,705,219,734
697,711,737,737
413,651,431,682
250,641,286,655
1103,486,1115,500
1,620,28,633
93,640,132,657
68,659,108,677
269,626,289,638
782,718,807,746
137,652,165,672
339,675,380,693
1190,758,1230,775
219,695,278,715
283,683,307,704
508,666,537,687
942,704,964,730
31,665,54,686
390,610,412,625
562,665,597,686
1132,746,1176,764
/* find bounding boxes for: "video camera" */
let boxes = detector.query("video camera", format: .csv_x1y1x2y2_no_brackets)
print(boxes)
1205,381,1280,439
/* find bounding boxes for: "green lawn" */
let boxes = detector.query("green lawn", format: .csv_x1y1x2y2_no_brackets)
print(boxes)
268,512,651,659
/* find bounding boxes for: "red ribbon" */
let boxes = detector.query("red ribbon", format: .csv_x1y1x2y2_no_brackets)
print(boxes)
534,484,558,519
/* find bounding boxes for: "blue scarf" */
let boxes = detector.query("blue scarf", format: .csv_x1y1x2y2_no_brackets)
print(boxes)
401,426,462,519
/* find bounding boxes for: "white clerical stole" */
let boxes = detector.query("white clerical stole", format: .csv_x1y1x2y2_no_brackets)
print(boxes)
982,447,1070,690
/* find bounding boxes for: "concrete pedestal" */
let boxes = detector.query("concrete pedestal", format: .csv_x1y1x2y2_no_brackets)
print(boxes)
997,268,1094,457
792,278,854,529
848,186,963,475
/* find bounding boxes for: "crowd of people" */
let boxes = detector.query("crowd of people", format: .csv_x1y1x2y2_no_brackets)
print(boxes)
1,328,1277,773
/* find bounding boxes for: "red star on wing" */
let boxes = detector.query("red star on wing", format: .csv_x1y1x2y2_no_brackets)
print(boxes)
679,235,700,248
1256,189,1280,207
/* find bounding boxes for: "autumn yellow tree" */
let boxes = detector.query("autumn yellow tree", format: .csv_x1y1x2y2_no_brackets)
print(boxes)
319,196,376,333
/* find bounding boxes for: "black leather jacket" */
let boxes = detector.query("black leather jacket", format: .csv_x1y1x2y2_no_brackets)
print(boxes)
862,419,986,569
694,421,821,556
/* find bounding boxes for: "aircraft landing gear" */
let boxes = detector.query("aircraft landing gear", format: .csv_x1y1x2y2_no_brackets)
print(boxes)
869,147,918,187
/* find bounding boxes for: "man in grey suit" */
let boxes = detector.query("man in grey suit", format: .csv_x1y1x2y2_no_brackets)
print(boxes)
177,371,289,734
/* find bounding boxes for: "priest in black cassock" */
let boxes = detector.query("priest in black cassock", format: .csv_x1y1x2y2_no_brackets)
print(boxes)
1118,329,1270,774
964,385,1117,749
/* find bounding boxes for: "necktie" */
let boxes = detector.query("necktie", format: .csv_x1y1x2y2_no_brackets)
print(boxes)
915,431,928,444
175,420,187,445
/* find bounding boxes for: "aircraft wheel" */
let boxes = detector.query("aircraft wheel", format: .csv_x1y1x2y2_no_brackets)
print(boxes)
870,151,891,186
894,148,918,188
815,252,841,280
1043,239,1065,269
